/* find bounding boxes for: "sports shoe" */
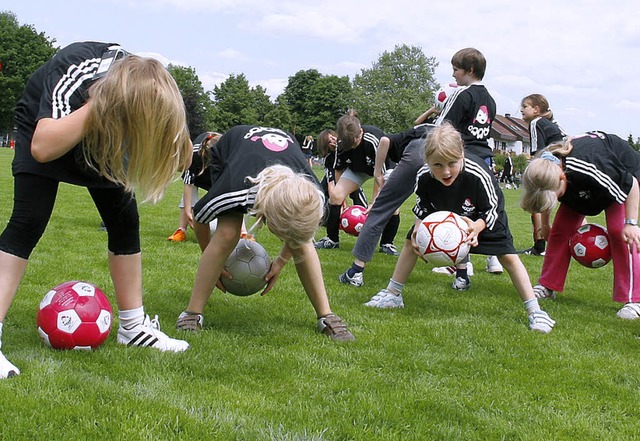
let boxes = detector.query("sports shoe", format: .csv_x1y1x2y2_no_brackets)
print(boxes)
486,256,504,274
379,244,400,256
167,228,186,242
452,277,471,291
0,351,20,379
518,247,545,256
316,314,355,341
528,310,556,333
314,237,339,249
533,284,556,300
338,270,364,287
176,311,204,331
118,315,190,352
365,289,404,308
616,303,640,320
432,262,474,277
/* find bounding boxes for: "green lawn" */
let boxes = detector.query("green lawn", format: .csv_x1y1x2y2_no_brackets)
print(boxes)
0,148,639,440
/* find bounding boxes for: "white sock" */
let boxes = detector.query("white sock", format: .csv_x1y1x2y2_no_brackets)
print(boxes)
119,306,145,330
524,298,541,314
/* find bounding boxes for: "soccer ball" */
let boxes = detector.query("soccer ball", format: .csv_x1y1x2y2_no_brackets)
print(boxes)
434,83,459,110
569,223,611,268
340,205,368,236
220,239,272,296
37,281,112,350
415,211,470,266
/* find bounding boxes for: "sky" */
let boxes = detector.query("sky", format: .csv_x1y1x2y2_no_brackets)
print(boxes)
6,0,640,138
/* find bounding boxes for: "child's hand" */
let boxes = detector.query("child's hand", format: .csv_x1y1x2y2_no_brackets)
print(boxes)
260,255,288,296
461,217,483,247
215,267,232,292
411,229,428,262
622,224,640,251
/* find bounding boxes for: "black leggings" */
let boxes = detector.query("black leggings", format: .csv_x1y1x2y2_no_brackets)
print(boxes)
0,174,140,259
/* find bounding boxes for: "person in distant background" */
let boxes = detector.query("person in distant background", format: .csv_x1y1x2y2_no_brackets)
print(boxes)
301,134,314,168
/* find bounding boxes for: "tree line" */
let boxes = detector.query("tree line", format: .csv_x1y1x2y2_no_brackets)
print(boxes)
0,10,438,146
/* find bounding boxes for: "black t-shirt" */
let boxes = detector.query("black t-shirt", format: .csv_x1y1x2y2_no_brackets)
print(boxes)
529,117,566,155
386,123,433,163
13,41,123,187
435,84,496,160
344,124,385,176
193,125,318,223
558,131,640,215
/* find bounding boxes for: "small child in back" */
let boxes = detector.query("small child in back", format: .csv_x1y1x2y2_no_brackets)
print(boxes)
366,123,556,333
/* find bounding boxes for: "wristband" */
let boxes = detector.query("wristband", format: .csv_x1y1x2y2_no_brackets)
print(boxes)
625,219,638,226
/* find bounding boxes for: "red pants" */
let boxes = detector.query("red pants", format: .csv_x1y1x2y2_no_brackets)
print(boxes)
539,203,640,303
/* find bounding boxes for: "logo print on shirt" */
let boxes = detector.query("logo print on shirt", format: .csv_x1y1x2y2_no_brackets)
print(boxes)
245,126,293,152
462,198,475,216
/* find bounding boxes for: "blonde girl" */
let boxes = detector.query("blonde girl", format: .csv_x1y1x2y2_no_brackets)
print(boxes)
0,42,192,379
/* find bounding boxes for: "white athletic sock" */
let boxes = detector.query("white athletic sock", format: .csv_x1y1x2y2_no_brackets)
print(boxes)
524,298,541,314
118,306,145,330
386,279,405,296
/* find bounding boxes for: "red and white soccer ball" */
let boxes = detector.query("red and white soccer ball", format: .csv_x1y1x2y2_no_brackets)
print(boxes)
415,211,470,266
434,83,459,110
569,223,611,268
37,281,113,350
220,239,272,296
340,205,368,236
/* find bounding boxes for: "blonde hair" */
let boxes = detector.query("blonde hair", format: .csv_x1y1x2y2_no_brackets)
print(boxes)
424,122,464,163
336,109,361,151
83,56,192,203
248,165,324,248
520,157,564,213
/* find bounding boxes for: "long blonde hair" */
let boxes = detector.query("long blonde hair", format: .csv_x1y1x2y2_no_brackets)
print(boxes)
83,56,191,203
248,165,324,248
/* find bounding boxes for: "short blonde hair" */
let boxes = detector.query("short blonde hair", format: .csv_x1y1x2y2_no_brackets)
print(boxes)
424,122,464,163
83,56,192,203
248,165,324,248
520,158,563,213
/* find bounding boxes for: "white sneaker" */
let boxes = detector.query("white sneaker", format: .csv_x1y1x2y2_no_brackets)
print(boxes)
533,284,556,300
118,315,190,353
616,303,640,320
528,310,556,333
0,351,20,379
432,262,474,277
338,270,364,287
364,289,404,308
486,256,503,274
452,277,471,291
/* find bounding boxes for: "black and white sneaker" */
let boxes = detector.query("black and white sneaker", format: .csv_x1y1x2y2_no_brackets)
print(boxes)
379,244,400,256
118,314,189,353
0,351,20,379
314,237,339,249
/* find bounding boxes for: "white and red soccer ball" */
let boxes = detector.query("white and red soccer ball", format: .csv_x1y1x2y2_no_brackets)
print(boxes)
415,211,470,266
340,205,368,237
37,281,112,350
220,239,272,297
434,83,459,110
569,223,611,268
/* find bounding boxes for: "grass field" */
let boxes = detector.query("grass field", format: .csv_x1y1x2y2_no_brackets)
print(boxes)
0,148,639,440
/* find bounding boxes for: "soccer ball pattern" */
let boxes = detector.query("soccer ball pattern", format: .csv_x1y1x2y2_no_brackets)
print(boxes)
569,223,611,268
37,281,112,350
434,83,459,110
415,211,470,266
340,205,368,236
220,239,272,296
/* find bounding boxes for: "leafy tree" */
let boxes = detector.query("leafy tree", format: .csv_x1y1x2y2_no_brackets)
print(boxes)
0,11,57,133
210,74,273,132
262,96,294,133
352,44,438,133
280,69,352,140
168,64,212,139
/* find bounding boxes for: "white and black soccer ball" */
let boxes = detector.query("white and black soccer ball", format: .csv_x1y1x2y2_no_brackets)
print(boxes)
415,211,470,266
220,239,271,296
